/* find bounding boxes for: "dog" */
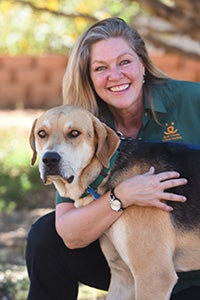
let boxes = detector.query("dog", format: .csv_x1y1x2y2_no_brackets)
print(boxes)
30,104,200,300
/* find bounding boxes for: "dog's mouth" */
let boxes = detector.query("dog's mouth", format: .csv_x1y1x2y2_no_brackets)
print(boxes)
43,174,75,185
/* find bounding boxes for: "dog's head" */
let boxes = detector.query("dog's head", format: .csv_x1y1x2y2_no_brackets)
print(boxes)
29,105,120,198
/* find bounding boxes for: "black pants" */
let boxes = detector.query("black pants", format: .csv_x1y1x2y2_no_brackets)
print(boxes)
26,211,200,300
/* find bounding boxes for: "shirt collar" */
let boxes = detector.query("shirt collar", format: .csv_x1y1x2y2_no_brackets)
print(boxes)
143,93,167,114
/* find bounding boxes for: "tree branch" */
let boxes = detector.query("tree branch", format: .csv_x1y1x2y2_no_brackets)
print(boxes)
8,0,98,22
135,0,200,41
146,34,200,61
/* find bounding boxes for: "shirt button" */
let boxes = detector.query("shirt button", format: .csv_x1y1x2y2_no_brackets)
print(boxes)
144,112,148,117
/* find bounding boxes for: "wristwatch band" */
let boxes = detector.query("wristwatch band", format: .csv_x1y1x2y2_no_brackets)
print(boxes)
110,188,124,212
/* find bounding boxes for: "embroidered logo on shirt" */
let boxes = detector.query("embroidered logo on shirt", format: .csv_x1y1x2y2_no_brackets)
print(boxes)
162,122,182,142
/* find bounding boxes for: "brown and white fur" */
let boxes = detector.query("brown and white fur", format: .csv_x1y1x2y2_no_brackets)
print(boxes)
30,105,200,300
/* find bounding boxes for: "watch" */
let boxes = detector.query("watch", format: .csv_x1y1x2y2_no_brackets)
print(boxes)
110,188,124,212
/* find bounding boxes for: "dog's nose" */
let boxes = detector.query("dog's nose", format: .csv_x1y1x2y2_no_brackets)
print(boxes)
42,152,61,166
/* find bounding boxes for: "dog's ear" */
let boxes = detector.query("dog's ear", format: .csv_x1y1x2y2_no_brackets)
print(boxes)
29,119,38,166
93,117,120,168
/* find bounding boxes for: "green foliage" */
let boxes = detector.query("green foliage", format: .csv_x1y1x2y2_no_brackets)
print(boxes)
0,276,29,300
0,130,50,213
0,1,75,54
0,261,29,300
0,0,140,54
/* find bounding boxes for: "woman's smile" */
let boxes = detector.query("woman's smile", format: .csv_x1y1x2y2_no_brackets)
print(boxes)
108,83,130,93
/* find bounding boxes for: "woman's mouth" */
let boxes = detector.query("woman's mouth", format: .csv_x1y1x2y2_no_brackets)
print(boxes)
109,84,130,92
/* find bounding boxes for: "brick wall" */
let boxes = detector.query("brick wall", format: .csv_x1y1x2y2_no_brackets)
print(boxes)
0,53,199,109
151,54,200,82
0,55,67,109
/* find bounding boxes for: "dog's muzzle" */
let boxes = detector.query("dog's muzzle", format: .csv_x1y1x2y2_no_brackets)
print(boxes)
41,151,74,184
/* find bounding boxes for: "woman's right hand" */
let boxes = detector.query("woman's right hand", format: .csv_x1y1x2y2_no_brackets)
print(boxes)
115,166,188,212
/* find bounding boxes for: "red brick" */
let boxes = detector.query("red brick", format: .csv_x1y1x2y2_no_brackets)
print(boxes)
0,84,27,109
36,55,68,70
1,55,34,69
27,83,62,108
0,69,12,82
16,68,46,86
48,68,65,88
182,59,200,81
151,53,182,69
164,69,196,81
150,54,199,82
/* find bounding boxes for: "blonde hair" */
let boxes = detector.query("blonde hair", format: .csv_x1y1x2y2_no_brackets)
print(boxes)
63,17,168,116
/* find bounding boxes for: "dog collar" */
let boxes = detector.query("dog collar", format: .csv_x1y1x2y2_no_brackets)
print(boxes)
80,139,125,200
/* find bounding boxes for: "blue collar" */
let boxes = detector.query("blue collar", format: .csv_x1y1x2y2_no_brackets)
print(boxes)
80,139,124,199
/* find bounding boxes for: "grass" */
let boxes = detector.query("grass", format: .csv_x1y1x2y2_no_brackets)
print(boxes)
0,110,107,299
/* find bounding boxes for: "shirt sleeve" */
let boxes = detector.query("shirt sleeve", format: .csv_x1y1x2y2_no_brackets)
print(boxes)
55,191,74,205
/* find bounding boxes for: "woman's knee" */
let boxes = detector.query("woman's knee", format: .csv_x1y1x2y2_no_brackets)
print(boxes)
26,211,59,251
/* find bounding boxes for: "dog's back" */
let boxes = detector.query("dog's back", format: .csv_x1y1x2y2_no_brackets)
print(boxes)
100,139,200,300
104,139,200,230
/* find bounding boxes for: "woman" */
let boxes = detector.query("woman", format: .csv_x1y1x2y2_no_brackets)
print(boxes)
26,17,200,299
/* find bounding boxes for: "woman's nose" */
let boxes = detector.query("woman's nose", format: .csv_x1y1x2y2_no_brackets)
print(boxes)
108,66,124,81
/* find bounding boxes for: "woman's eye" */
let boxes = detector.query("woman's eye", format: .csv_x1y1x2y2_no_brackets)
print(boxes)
120,60,130,65
95,65,106,71
37,130,47,138
67,130,81,138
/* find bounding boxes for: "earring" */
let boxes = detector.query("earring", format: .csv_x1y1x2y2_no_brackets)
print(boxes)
143,74,145,84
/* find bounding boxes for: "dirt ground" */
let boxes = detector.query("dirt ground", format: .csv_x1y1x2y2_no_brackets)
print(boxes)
0,207,53,265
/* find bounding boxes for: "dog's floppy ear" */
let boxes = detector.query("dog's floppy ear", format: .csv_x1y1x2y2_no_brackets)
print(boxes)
92,117,120,168
29,119,38,166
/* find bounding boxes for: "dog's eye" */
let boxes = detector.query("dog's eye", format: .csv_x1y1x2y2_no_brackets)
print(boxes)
68,130,80,138
37,130,47,138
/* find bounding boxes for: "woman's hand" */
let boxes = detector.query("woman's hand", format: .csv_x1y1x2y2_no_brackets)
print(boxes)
115,166,188,212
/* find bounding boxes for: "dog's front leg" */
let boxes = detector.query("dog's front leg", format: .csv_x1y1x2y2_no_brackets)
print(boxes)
119,209,178,300
100,234,135,300
103,207,178,300
133,266,177,300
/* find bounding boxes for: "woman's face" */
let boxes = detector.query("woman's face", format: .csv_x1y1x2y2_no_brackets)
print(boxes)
90,37,145,111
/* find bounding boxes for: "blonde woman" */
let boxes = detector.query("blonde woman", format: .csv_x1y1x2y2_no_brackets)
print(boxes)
26,18,200,300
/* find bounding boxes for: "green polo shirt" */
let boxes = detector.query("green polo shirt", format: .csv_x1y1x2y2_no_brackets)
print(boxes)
102,79,200,146
56,79,200,294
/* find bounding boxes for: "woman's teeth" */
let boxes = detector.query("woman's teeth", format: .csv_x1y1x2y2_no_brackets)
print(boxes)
109,84,129,92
